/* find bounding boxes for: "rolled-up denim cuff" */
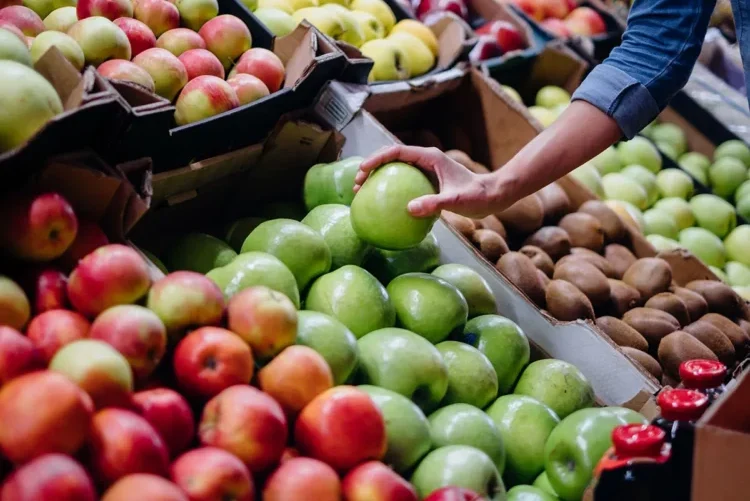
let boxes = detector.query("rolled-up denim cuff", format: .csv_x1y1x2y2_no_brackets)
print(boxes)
572,64,661,139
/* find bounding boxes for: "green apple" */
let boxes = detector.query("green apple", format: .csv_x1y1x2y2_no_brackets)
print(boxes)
305,265,395,337
25,0,75,19
428,403,506,474
253,8,296,36
43,7,78,33
241,219,331,290
350,0,396,33
0,28,31,66
486,395,560,485
734,285,750,300
642,208,679,239
513,360,594,420
166,233,237,274
709,157,747,199
652,197,694,230
139,248,168,274
411,446,507,500
357,327,448,412
364,231,440,284
650,123,687,156
296,310,358,384
528,107,556,128
388,31,434,78
535,86,570,109
502,85,522,104
292,7,345,37
655,168,694,199
714,139,750,168
507,486,558,501
620,165,657,206
436,341,498,408
387,273,468,344
30,31,84,70
679,227,727,268
303,157,362,211
350,10,384,42
679,151,711,172
432,264,496,317
711,266,729,283
640,120,657,139
224,216,267,252
646,234,682,252
322,4,364,47
735,180,750,202
725,261,750,287
569,163,604,197
544,407,647,501
724,225,750,267
458,315,530,394
738,196,750,222
590,146,621,176
658,142,679,161
601,173,648,210
533,472,559,497
302,204,370,269
689,194,737,238
351,162,437,250
358,384,431,473
617,137,662,173
206,252,300,306
606,200,645,231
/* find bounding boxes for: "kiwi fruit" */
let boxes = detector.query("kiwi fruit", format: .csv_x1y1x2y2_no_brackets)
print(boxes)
672,287,709,323
740,319,750,338
446,150,489,174
697,313,750,355
683,321,736,367
621,346,663,380
537,182,572,223
470,229,509,262
604,244,637,279
553,259,611,306
563,248,616,278
496,194,545,234
524,227,571,261
658,331,718,379
496,252,546,307
558,213,605,252
519,245,555,277
662,372,681,388
644,293,690,327
442,211,475,238
606,279,642,317
596,316,649,351
537,269,551,289
578,200,627,243
685,280,742,318
622,258,673,300
622,307,681,353
545,280,595,321
475,215,507,239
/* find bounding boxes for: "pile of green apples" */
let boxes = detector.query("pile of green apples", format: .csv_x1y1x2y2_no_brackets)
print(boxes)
501,83,572,128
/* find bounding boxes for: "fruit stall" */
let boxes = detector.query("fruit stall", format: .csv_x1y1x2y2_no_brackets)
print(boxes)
1,0,750,500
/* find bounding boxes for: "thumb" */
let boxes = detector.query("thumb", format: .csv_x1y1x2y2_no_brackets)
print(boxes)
407,193,454,217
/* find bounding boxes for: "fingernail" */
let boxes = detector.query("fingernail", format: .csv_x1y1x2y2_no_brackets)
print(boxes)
407,200,423,214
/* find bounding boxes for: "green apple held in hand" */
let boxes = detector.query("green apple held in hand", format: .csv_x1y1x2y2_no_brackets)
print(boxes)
302,204,370,269
303,157,363,211
436,341,498,408
358,384,431,473
513,360,594,420
166,233,237,274
357,327,448,412
296,310,359,384
432,264,496,317
364,231,440,285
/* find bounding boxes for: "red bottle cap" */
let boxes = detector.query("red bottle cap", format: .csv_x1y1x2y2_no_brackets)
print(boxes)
657,388,709,422
679,359,727,389
612,424,667,458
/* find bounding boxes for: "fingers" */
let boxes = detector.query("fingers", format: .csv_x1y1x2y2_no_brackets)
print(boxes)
407,193,456,218
354,145,442,189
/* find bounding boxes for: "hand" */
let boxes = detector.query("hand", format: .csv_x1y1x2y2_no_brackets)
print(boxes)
353,145,499,219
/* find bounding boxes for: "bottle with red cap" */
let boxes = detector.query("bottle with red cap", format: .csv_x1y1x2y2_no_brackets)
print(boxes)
679,359,728,404
586,424,672,501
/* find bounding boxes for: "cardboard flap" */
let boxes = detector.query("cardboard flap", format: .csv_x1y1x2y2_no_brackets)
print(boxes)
313,80,371,131
365,67,466,113
108,79,173,111
275,22,318,89
529,43,587,94
426,12,471,69
34,47,84,110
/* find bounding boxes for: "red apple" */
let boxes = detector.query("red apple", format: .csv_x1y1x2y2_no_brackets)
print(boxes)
541,17,571,37
102,474,188,501
0,192,78,262
415,0,467,21
0,371,94,464
0,6,44,35
178,48,224,80
98,59,156,93
134,0,179,37
174,75,240,126
67,244,151,318
510,0,544,21
565,6,606,36
156,27,205,57
198,14,251,69
58,220,109,272
342,461,418,501
226,285,297,361
113,17,156,57
0,275,30,330
199,385,287,472
171,447,255,501
133,47,188,101
88,408,170,485
539,0,572,19
423,486,485,501
263,457,341,501
258,345,333,415
280,447,299,463
132,388,195,458
89,304,167,381
26,267,68,313
0,454,96,501
468,35,503,63
231,48,284,93
295,386,387,472
173,326,254,399
77,0,133,20
0,326,41,384
26,308,90,363
476,19,526,52
227,73,269,105
146,271,225,340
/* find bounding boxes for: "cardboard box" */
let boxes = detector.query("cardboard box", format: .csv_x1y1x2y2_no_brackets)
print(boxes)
466,0,542,64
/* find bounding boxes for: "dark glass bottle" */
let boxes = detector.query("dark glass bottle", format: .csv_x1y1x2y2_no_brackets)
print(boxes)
679,359,728,404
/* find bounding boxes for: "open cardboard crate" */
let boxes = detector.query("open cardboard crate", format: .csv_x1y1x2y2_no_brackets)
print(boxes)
467,0,545,65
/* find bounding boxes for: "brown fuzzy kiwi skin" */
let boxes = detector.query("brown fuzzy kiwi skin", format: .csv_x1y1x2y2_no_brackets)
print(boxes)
496,252,546,307
604,244,637,279
596,316,649,352
524,227,571,261
579,200,627,243
604,279,641,318
658,331,718,379
698,313,750,355
558,212,605,252
475,215,507,239
563,248,616,278
545,280,595,321
621,346,663,380
683,321,736,367
740,319,750,338
553,260,611,306
672,287,709,323
645,293,691,327
622,307,681,355
537,269,551,289
662,372,681,388
537,182,572,223
519,245,555,277
622,258,673,300
470,229,509,262
496,195,545,234
443,211,476,238
685,280,742,319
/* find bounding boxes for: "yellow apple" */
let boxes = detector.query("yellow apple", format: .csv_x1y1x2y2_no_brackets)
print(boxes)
391,19,437,56
360,38,410,81
501,85,522,103
350,10,383,41
387,31,433,77
350,0,395,33
319,0,350,6
322,4,364,46
254,8,296,36
293,7,344,37
528,106,557,128
290,0,318,10
257,0,295,14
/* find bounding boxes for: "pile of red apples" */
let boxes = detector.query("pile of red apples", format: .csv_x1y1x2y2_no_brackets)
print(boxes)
0,0,286,125
503,0,607,37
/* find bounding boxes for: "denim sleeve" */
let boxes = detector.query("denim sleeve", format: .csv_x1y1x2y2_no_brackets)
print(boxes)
572,0,717,138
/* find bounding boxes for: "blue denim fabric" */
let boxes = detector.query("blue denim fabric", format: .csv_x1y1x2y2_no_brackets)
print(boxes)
571,0,718,138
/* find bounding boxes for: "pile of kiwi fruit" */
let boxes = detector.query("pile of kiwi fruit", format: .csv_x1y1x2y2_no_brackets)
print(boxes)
442,153,750,385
